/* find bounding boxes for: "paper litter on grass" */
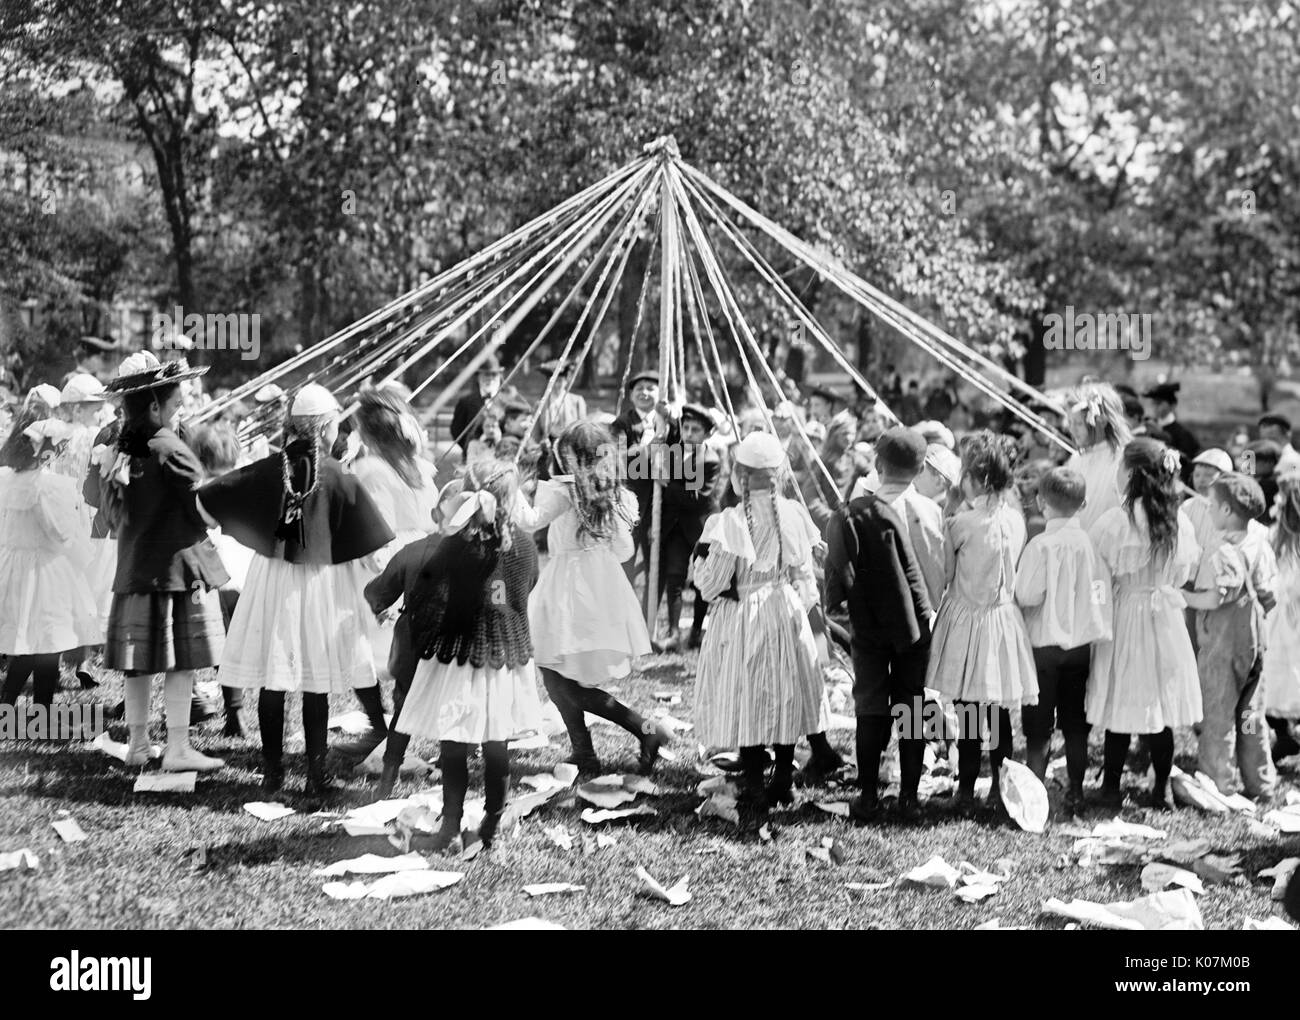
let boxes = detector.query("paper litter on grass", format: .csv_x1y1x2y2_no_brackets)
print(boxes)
814,800,851,818
328,710,388,733
1242,916,1296,930
1259,858,1300,901
486,917,567,930
51,817,87,843
635,866,691,906
0,849,39,872
543,826,574,852
313,852,429,877
580,805,655,825
354,740,430,777
1043,888,1203,931
322,870,461,900
999,760,1048,833
92,732,162,763
1140,863,1205,895
334,798,415,837
1091,818,1167,840
975,918,1030,930
521,763,580,795
1157,837,1212,864
900,855,961,890
522,883,585,897
133,772,196,793
1263,808,1300,833
243,802,297,822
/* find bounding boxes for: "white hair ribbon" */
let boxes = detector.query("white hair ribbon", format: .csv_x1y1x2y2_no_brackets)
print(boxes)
442,489,499,535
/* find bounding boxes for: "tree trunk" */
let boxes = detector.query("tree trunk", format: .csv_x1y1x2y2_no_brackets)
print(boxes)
1023,312,1047,387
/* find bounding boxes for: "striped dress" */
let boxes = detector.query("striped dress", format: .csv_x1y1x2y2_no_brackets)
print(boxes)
692,496,822,747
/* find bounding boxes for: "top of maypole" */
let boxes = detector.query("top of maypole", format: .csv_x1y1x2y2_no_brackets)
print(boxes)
643,135,681,161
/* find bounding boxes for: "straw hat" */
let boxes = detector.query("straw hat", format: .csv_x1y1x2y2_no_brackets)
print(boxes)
105,351,207,395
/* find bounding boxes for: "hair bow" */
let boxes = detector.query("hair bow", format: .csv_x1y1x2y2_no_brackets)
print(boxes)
1161,447,1181,477
1071,395,1101,428
442,489,499,535
22,418,71,455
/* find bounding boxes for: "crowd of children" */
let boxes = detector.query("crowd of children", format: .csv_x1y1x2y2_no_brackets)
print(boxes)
2,352,1300,861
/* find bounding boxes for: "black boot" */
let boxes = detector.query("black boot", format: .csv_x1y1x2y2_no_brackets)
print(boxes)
766,744,796,806
258,690,286,795
303,693,336,798
737,746,770,826
221,685,244,739
542,669,602,775
1270,716,1300,763
433,741,468,854
375,760,400,801
335,685,388,758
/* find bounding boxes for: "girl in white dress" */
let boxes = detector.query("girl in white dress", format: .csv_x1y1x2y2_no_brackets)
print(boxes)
343,387,440,755
517,420,667,775
396,460,544,852
1264,473,1300,758
1086,437,1201,809
1064,382,1132,532
0,416,98,706
692,431,823,818
925,431,1037,813
197,385,395,797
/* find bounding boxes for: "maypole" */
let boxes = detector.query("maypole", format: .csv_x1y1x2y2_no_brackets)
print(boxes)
644,135,679,635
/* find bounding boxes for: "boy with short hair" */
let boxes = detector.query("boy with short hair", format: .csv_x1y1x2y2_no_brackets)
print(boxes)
1184,473,1278,799
872,426,946,611
1013,466,1110,811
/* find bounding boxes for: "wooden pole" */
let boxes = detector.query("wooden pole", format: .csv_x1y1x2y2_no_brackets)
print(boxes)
645,146,678,637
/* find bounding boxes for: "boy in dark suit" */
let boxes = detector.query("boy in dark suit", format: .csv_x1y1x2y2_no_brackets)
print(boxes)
825,489,933,822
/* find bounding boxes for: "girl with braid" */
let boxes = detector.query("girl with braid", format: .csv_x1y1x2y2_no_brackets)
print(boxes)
197,385,394,798
1086,437,1201,809
517,420,668,776
692,432,823,823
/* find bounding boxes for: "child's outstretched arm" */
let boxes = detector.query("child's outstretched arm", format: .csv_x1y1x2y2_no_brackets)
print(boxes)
1181,586,1226,611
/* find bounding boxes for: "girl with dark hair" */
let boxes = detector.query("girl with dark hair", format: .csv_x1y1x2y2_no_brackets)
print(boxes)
1086,437,1201,809
517,419,667,775
395,460,543,852
0,413,98,707
926,430,1037,815
342,386,440,756
97,353,229,771
197,384,394,797
692,432,823,821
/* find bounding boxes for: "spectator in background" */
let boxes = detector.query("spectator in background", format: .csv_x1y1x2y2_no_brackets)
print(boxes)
450,354,509,455
1259,413,1300,476
1143,382,1199,483
1243,440,1281,523
896,379,922,424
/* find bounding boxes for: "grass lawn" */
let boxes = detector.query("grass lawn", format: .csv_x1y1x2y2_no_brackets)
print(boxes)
1,653,1297,931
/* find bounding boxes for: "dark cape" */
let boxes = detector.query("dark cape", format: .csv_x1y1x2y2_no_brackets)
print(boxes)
198,448,394,565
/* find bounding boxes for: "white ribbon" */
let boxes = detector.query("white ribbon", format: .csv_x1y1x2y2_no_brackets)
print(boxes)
441,489,499,536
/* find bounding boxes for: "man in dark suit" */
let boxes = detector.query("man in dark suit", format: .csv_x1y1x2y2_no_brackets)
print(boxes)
654,404,720,650
450,354,507,455
1143,382,1199,483
825,489,933,823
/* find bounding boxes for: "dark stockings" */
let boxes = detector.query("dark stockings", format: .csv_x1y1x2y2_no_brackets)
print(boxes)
0,653,59,707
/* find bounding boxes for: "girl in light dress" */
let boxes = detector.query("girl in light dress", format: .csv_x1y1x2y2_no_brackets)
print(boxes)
197,385,394,797
1086,437,1201,809
925,431,1037,814
1064,382,1131,532
1264,472,1300,759
516,420,669,776
395,460,544,853
342,387,440,757
692,431,823,819
0,414,98,707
